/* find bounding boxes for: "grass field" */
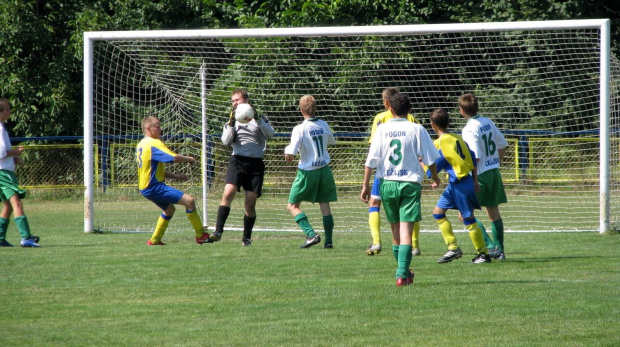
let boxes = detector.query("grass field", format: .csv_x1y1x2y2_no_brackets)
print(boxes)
1,201,619,346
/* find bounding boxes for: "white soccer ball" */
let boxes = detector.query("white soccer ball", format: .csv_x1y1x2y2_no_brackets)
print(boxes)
235,103,255,124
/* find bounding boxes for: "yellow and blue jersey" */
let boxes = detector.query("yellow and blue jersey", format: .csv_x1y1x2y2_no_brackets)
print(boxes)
136,137,177,190
432,133,476,182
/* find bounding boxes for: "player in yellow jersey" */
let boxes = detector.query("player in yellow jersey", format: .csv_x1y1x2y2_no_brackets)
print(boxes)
428,108,490,263
136,116,209,245
366,88,422,256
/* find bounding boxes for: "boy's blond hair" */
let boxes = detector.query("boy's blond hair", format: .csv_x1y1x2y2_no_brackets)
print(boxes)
141,116,159,135
299,95,316,117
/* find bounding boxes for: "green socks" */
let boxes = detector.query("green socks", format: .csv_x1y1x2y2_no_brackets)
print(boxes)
396,244,413,279
294,212,315,237
491,219,505,252
322,214,333,244
0,217,9,242
14,215,32,240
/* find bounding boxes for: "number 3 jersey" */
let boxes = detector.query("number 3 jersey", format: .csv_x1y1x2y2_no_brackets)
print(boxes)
285,117,336,171
461,115,508,175
136,136,177,190
365,118,439,184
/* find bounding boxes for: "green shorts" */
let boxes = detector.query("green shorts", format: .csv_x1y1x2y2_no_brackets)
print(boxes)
380,180,422,224
0,169,26,202
476,168,507,207
288,166,337,204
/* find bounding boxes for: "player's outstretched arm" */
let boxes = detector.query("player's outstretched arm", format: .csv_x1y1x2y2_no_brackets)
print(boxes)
173,155,197,165
164,171,189,181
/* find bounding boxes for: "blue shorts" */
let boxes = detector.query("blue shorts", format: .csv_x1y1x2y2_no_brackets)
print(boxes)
436,175,481,219
140,182,184,211
370,176,381,200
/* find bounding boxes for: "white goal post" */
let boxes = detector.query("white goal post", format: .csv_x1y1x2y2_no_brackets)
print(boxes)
84,19,618,234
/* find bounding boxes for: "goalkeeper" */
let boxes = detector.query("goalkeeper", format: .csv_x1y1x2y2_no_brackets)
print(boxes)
137,116,209,245
208,89,275,246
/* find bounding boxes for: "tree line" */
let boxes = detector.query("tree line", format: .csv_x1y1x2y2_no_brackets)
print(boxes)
0,0,618,138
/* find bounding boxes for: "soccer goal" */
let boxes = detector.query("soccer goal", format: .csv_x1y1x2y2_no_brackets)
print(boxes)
84,19,619,234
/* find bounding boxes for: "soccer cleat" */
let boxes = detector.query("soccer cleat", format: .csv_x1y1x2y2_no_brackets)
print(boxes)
147,240,166,246
300,234,321,249
396,269,415,286
497,252,506,260
488,247,503,259
437,248,463,263
31,235,40,243
241,239,252,247
195,232,212,245
206,231,222,243
471,252,492,263
324,243,333,249
366,243,382,256
0,240,13,247
20,237,40,248
411,248,421,256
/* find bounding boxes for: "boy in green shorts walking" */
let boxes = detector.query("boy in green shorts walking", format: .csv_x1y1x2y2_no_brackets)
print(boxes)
285,95,337,249
361,93,441,286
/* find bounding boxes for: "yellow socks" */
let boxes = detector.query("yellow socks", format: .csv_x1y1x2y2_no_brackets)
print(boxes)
467,220,488,254
369,207,381,245
435,214,458,250
151,213,171,244
412,222,420,249
186,210,204,237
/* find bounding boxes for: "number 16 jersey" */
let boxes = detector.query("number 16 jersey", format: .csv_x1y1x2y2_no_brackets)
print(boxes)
461,115,508,175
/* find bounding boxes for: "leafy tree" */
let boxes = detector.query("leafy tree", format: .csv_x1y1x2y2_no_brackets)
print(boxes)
0,0,618,137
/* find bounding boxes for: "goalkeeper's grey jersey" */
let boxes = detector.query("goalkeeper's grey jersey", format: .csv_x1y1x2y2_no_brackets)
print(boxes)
221,117,275,159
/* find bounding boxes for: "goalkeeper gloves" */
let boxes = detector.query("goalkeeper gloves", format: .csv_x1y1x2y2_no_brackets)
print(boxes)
228,107,235,126
249,103,262,121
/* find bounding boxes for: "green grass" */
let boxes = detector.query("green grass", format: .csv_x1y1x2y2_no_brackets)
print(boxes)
1,201,619,346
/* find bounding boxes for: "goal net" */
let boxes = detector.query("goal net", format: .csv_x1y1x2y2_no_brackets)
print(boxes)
84,20,619,233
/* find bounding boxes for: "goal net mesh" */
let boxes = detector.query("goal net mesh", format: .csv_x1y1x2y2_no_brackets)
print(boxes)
89,26,620,232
